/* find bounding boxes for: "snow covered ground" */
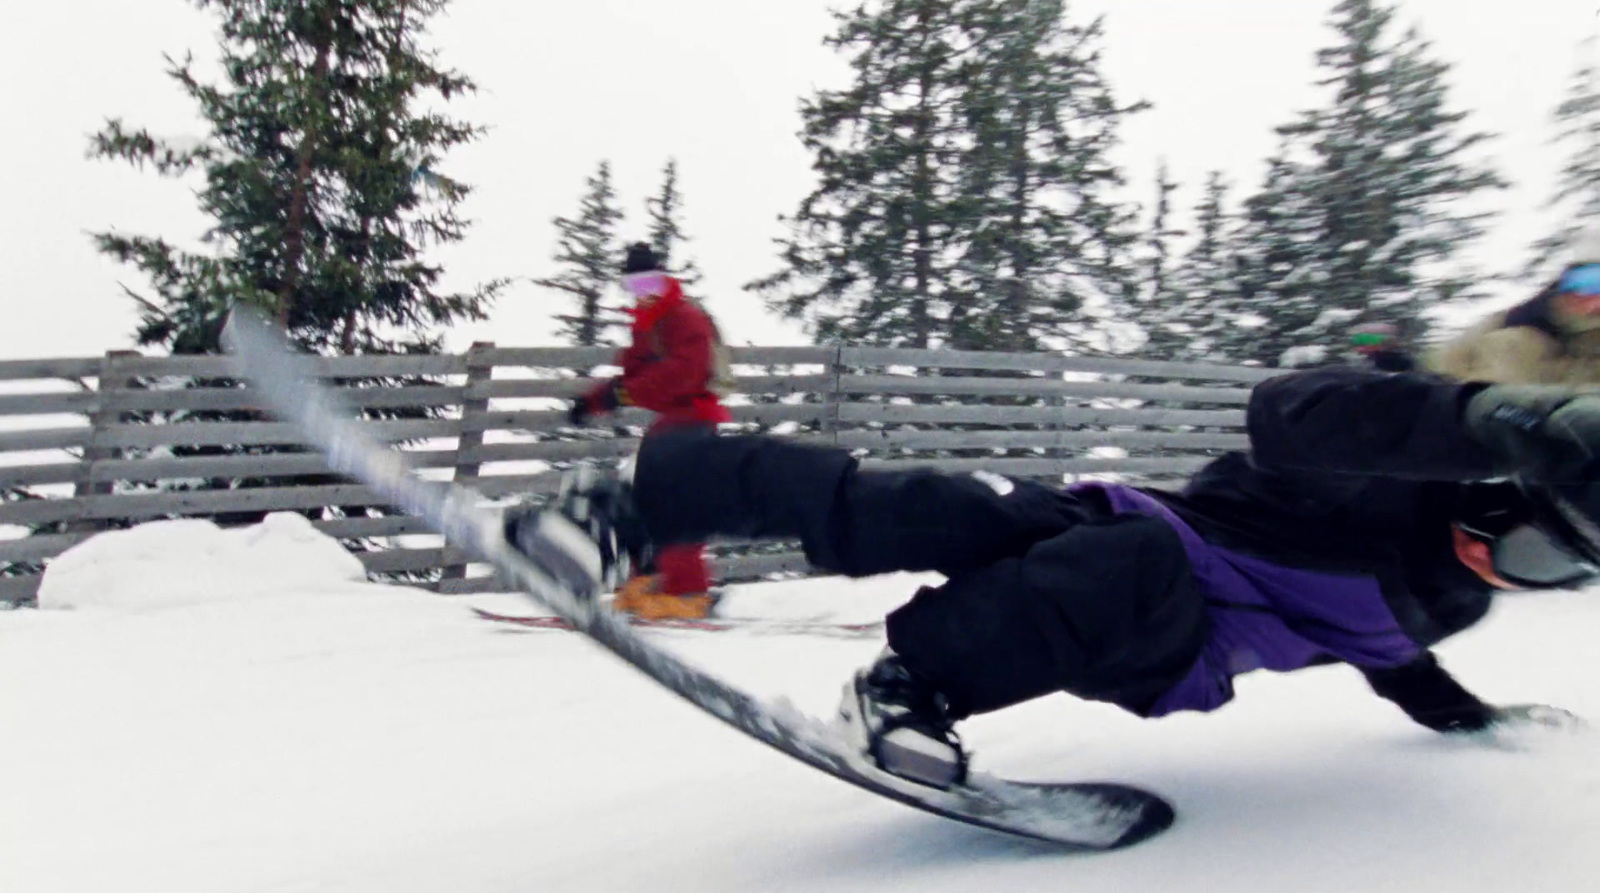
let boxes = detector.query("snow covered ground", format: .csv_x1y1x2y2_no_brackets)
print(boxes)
4,515,1599,893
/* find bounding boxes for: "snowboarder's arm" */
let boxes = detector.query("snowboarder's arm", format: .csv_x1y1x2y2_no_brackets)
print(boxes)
1360,652,1497,733
1246,368,1499,481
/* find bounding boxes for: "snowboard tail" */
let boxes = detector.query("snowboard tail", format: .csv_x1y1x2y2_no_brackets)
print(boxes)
222,309,1175,850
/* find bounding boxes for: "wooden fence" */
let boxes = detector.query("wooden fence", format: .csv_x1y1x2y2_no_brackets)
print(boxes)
0,345,1280,604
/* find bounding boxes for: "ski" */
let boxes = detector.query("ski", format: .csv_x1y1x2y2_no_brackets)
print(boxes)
222,308,1176,851
471,606,887,638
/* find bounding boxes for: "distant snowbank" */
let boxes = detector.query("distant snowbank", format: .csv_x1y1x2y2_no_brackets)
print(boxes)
37,513,370,611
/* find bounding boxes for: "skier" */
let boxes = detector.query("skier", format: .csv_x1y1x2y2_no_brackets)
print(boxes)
1348,320,1416,372
562,242,732,620
508,365,1592,790
1429,232,1600,385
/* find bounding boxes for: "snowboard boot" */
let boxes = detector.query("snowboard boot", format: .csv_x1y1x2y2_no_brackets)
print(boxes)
610,574,722,621
837,649,968,790
502,463,652,600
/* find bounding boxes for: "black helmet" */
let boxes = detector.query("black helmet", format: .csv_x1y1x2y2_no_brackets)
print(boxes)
621,242,663,275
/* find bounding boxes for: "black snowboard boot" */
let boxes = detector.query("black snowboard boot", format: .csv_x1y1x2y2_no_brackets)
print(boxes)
837,649,968,790
503,463,653,599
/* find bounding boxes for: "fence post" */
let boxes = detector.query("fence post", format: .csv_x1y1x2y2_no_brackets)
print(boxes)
821,341,844,445
439,342,496,589
66,350,141,533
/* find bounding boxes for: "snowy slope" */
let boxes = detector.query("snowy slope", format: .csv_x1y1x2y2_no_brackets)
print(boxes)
3,516,1598,893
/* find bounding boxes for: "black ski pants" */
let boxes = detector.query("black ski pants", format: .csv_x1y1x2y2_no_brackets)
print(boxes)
631,429,1206,720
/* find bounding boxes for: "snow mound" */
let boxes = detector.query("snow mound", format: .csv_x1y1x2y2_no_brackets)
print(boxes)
37,512,369,611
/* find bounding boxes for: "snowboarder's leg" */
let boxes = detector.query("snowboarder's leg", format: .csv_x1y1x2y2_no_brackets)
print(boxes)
836,514,1206,786
630,428,1103,578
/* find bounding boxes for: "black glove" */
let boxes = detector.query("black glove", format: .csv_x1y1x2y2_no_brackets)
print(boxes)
567,383,624,427
567,396,593,427
1464,384,1600,482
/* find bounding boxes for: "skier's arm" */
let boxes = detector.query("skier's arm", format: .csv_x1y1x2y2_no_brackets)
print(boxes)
1360,653,1497,733
1246,367,1499,480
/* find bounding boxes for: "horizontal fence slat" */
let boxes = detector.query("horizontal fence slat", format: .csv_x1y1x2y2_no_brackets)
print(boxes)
837,404,1246,428
0,575,42,603
434,573,500,595
0,463,80,487
479,347,621,368
313,515,438,539
839,347,1278,383
0,391,99,416
112,353,469,378
462,438,641,464
834,429,1250,451
0,484,397,526
357,546,475,575
97,417,463,449
0,531,94,563
0,426,90,453
714,551,812,580
0,358,103,381
837,375,1251,405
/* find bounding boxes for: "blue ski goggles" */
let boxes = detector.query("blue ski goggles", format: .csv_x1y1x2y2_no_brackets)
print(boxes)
1558,263,1600,296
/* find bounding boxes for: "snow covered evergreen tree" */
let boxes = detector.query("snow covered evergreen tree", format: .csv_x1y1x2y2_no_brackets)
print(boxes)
1229,0,1504,365
950,0,1145,352
746,0,973,349
1527,36,1600,280
1148,171,1240,362
89,0,500,356
1131,161,1188,356
535,161,626,347
748,0,1142,351
644,158,704,289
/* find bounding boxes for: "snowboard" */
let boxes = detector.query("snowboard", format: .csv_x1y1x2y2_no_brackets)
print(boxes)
221,308,1176,851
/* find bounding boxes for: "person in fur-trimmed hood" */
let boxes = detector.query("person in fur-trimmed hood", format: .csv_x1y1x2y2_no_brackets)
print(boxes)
1428,230,1600,385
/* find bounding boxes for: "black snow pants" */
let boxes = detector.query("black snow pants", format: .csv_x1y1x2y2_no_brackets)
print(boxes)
631,429,1207,720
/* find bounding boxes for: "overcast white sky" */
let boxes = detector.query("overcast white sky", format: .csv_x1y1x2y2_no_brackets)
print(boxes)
2,0,1595,360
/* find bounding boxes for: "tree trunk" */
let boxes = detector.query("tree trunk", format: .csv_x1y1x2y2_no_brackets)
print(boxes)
278,7,336,329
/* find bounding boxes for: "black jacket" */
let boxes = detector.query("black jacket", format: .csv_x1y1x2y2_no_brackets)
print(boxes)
1155,366,1508,730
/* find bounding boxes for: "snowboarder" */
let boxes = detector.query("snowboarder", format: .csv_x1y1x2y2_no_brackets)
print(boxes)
1428,230,1600,385
562,242,732,620
508,365,1591,790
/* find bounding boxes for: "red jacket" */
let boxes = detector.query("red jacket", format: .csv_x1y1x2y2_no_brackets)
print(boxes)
588,276,731,428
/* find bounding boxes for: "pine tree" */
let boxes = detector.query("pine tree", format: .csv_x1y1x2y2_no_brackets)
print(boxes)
951,0,1146,353
1141,170,1240,362
644,158,703,288
1132,161,1186,355
1229,0,1504,365
1527,36,1600,279
88,0,500,356
747,0,975,349
749,0,1142,351
534,161,626,347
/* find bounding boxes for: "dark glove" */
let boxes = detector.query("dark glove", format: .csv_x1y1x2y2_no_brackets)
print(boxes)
567,396,594,427
1464,384,1600,481
567,383,624,427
